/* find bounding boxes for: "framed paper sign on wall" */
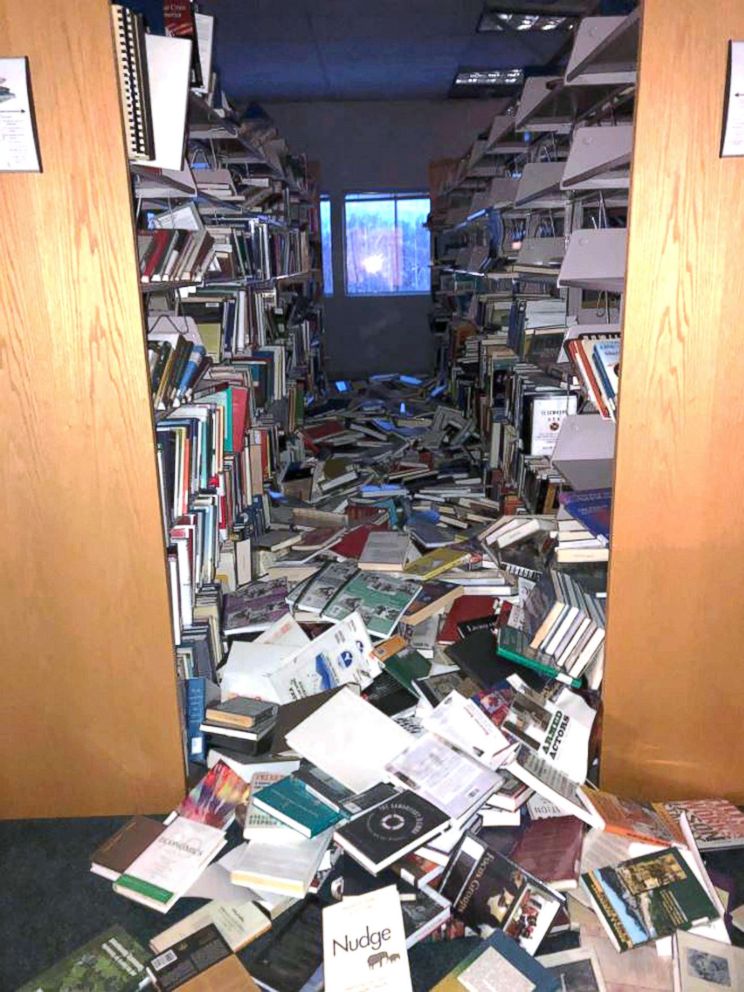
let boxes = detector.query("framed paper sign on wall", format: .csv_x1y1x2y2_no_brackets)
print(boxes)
722,41,744,157
0,57,42,172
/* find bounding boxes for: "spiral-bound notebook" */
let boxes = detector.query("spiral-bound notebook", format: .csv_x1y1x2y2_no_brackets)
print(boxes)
110,4,154,162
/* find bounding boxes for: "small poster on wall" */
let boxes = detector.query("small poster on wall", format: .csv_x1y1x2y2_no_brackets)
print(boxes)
721,41,744,157
0,57,41,172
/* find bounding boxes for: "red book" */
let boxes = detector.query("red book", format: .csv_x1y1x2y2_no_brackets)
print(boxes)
438,596,497,645
140,229,171,282
231,386,250,453
329,524,389,560
301,419,346,453
509,816,585,891
346,504,388,524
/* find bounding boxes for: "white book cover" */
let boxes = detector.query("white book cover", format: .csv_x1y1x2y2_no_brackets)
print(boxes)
251,612,380,705
229,827,334,897
323,886,412,992
114,816,225,910
421,691,513,768
385,732,501,821
675,930,744,991
286,688,412,793
359,531,410,569
149,898,269,954
530,394,579,457
503,689,592,783
144,34,191,170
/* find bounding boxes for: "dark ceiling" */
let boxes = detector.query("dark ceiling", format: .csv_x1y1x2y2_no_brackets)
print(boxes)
196,0,573,102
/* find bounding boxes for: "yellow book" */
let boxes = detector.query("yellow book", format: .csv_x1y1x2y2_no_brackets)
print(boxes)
403,547,468,581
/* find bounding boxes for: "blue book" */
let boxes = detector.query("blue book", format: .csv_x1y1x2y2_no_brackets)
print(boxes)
561,488,612,543
252,776,344,838
176,344,206,399
185,677,207,764
432,929,560,991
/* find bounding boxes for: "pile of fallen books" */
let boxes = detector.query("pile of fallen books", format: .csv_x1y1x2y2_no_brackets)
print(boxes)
17,376,744,992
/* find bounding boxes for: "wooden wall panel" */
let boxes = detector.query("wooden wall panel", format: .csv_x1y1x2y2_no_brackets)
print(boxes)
602,0,744,800
0,0,186,816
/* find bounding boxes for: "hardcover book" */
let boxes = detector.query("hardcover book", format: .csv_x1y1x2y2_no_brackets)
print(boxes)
661,798,744,851
203,697,277,731
16,926,149,992
509,816,585,891
581,847,719,952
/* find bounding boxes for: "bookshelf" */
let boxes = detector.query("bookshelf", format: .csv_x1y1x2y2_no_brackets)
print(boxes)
601,0,744,801
426,0,744,801
0,0,324,819
0,0,185,818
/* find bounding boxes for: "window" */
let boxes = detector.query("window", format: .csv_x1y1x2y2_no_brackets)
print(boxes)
319,195,333,296
344,192,430,296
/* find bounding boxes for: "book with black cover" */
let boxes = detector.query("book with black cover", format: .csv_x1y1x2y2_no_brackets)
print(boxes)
440,832,564,954
242,897,324,992
445,629,546,692
204,697,277,731
148,924,254,991
334,790,450,874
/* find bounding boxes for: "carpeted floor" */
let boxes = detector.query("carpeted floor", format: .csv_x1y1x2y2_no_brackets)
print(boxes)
0,816,481,991
4,816,744,990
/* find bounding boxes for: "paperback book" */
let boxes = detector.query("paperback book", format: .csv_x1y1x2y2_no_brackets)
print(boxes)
439,832,564,953
581,847,719,952
16,926,149,992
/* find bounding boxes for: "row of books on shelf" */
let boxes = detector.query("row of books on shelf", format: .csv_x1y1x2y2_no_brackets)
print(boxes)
138,221,313,288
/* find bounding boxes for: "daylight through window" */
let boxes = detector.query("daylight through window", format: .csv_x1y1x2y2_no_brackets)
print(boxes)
344,192,430,296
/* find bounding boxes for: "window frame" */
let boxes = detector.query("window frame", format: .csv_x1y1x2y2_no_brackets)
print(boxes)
342,190,431,298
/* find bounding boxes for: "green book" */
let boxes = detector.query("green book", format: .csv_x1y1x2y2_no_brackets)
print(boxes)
384,645,431,694
581,847,719,952
15,925,148,991
252,776,344,838
497,625,583,689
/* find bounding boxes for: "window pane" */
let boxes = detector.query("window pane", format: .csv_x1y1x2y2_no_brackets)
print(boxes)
345,197,396,295
396,197,431,293
320,196,333,296
344,193,430,296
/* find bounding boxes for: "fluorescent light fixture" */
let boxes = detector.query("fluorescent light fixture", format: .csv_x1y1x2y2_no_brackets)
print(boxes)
478,11,577,31
454,69,524,86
